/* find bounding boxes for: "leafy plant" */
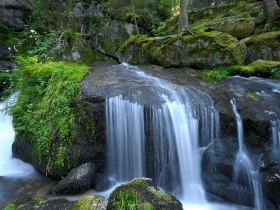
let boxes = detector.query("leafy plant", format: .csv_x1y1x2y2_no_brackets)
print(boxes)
118,191,138,210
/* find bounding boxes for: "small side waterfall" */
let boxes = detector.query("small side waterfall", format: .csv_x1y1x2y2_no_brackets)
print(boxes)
230,99,262,209
271,120,280,155
0,94,34,177
106,64,220,205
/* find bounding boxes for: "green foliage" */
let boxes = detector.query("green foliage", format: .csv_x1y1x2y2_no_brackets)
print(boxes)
271,68,280,79
118,191,138,210
202,67,231,82
12,56,89,166
55,146,67,168
203,61,280,82
3,203,16,210
143,203,153,210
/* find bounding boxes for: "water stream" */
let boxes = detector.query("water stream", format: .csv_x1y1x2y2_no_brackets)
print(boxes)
0,94,35,177
230,99,263,209
271,120,280,155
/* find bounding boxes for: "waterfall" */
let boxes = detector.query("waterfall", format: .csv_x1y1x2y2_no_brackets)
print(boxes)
0,94,34,177
271,120,280,155
106,64,220,205
230,99,262,209
106,96,145,181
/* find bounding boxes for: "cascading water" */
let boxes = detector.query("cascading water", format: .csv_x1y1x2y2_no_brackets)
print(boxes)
271,120,280,155
0,94,34,177
230,99,262,209
106,64,220,206
106,96,145,181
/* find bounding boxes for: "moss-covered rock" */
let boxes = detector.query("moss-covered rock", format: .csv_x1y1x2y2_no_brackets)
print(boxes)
107,178,183,210
245,31,280,63
89,21,135,59
119,31,246,69
71,196,107,210
3,197,72,210
192,12,255,39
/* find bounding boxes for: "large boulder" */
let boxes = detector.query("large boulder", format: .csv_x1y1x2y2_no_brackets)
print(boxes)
245,31,280,63
119,31,247,69
193,13,255,39
12,83,107,179
107,178,183,210
49,162,96,195
0,0,32,31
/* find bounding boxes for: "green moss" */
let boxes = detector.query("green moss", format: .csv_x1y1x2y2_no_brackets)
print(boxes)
12,56,89,172
33,197,48,204
71,196,106,210
203,59,280,81
147,187,174,202
118,190,138,210
247,91,259,101
247,31,280,45
143,203,153,210
3,203,16,210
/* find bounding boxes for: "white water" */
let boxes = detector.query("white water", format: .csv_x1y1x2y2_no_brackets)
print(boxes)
106,96,145,181
106,64,222,205
0,94,35,177
230,99,262,209
271,120,280,154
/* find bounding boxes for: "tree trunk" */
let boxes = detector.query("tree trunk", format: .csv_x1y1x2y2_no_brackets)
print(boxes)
263,0,280,22
131,0,139,34
178,0,189,32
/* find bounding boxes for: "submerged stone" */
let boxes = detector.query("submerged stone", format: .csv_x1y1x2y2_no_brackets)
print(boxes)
107,178,183,210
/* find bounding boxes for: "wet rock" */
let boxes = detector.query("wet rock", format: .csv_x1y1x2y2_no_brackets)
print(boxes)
119,31,246,69
94,173,115,192
4,197,72,210
259,148,280,207
71,195,107,210
245,31,280,63
107,178,183,210
49,162,96,195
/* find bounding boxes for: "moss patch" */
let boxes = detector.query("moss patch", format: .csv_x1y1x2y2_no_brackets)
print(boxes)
12,56,89,172
203,60,280,81
71,196,107,210
3,203,16,210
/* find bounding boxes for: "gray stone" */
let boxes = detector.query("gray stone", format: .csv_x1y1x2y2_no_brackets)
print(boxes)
49,162,96,195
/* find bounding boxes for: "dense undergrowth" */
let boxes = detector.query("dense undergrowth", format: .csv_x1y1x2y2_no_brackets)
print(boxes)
12,56,89,167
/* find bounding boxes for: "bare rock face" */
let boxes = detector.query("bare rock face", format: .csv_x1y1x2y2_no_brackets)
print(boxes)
0,0,32,31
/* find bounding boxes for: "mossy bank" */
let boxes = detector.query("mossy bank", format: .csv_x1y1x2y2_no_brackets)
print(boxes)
11,57,106,178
